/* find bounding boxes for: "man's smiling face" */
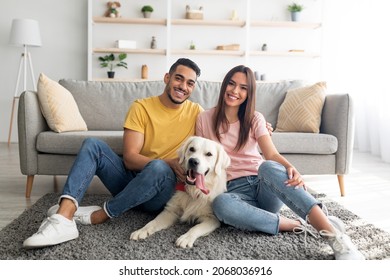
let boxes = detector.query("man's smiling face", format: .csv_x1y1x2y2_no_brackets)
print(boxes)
164,65,197,106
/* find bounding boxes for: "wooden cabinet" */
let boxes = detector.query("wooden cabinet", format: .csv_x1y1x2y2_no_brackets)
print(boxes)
88,0,323,81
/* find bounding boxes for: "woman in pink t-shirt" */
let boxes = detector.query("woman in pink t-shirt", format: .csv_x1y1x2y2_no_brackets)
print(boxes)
196,65,364,260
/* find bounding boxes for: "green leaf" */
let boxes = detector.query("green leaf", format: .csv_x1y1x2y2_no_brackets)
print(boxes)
118,53,127,60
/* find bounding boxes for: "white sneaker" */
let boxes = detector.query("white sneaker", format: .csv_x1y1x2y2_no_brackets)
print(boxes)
320,227,366,260
23,214,79,249
47,205,102,225
328,215,346,233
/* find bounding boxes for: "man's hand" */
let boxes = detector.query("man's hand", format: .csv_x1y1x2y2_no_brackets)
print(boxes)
266,122,274,136
164,158,186,182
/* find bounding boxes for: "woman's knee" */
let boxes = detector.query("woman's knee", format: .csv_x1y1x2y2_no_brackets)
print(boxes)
212,193,236,218
258,160,286,179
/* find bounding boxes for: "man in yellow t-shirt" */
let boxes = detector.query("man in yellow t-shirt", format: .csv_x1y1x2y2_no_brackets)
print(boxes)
23,58,203,249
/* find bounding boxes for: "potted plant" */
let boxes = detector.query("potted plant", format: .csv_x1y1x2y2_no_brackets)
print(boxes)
141,5,153,18
98,53,128,78
287,2,304,22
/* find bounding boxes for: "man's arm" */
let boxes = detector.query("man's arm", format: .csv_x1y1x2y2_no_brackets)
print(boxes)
122,128,186,180
122,128,151,171
266,122,274,136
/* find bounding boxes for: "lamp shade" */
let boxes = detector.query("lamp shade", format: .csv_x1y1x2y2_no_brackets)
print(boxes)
9,18,42,47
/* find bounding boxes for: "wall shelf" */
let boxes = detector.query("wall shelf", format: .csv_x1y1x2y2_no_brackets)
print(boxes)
92,78,153,82
88,0,323,81
93,48,166,55
250,51,320,58
93,16,167,25
251,20,321,29
171,19,246,27
171,49,245,56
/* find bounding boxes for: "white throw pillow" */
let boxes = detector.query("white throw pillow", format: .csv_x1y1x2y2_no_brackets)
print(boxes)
37,73,88,133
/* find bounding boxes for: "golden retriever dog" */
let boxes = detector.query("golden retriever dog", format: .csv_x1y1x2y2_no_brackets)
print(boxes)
130,136,230,248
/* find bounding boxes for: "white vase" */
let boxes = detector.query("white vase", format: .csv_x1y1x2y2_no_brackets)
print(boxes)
291,11,301,22
143,12,152,18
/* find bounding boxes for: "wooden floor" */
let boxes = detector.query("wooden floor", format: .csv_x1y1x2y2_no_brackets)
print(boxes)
1,142,390,233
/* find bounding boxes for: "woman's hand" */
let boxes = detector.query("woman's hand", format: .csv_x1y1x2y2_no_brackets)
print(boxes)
284,166,307,190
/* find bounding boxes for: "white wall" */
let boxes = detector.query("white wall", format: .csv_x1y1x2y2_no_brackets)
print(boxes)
1,0,88,143
89,0,323,81
1,0,322,143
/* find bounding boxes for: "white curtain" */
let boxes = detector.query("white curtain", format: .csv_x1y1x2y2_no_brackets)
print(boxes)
322,0,390,162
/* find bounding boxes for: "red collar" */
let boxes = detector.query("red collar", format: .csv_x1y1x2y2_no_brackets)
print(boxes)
176,182,186,192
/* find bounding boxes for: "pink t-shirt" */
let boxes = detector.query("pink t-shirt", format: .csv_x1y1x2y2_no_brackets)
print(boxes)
196,107,269,181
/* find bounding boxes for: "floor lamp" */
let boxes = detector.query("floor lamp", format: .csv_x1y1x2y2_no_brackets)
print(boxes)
8,18,42,146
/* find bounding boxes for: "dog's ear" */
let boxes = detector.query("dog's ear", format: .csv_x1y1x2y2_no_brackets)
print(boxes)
178,136,194,165
214,143,231,175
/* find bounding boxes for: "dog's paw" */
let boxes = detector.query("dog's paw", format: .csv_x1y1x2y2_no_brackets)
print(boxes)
175,233,196,248
130,228,152,241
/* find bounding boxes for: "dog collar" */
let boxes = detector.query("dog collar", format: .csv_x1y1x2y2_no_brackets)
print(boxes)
176,182,186,192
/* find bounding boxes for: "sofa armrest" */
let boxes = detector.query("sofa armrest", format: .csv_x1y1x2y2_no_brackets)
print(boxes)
17,91,48,175
320,94,355,174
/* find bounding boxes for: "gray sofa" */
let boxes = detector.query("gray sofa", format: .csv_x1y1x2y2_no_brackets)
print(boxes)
18,79,354,198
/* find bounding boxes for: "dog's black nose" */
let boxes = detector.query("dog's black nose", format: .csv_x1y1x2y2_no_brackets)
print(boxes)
188,158,199,168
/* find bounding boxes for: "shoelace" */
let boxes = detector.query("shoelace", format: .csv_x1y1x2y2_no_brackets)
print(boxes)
319,230,349,254
292,202,338,251
37,216,60,234
293,216,318,249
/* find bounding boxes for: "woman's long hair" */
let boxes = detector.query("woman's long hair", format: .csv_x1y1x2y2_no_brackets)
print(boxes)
213,65,256,151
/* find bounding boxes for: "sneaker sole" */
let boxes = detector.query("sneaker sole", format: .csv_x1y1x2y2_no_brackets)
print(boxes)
23,232,79,249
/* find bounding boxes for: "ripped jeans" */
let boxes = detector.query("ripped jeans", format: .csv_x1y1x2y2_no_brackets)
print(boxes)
212,160,320,235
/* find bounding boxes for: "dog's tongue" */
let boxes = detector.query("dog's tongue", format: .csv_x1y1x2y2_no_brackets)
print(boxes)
194,173,209,195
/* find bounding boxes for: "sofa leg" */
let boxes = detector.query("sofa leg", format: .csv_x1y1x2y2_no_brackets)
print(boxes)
337,175,345,197
26,175,34,198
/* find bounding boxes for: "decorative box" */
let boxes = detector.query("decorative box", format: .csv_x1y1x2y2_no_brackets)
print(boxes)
115,40,136,49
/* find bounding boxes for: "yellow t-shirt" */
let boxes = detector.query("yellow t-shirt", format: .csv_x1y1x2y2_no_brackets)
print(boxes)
123,96,203,159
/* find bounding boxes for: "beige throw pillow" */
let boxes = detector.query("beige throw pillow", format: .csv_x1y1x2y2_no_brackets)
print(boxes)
37,73,88,132
275,82,326,133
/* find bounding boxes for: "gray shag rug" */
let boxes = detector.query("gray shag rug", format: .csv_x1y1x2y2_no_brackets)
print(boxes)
1,192,389,260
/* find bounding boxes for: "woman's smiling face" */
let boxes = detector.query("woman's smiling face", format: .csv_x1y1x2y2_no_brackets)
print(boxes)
224,72,248,108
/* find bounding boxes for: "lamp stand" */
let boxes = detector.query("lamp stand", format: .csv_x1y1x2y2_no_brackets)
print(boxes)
8,45,37,146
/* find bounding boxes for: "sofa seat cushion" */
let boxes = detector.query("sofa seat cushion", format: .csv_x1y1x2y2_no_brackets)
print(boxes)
37,131,337,157
271,132,338,154
37,131,124,155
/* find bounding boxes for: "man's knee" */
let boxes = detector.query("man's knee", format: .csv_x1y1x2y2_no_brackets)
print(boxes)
146,159,174,175
82,137,105,150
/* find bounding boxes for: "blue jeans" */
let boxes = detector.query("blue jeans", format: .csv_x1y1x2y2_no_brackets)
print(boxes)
212,160,320,235
61,138,176,218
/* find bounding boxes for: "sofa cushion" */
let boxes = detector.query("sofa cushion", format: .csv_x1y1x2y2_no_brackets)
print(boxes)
59,79,165,131
275,82,326,133
189,80,221,110
255,80,304,127
37,73,87,133
271,132,337,154
58,79,303,131
37,131,124,155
